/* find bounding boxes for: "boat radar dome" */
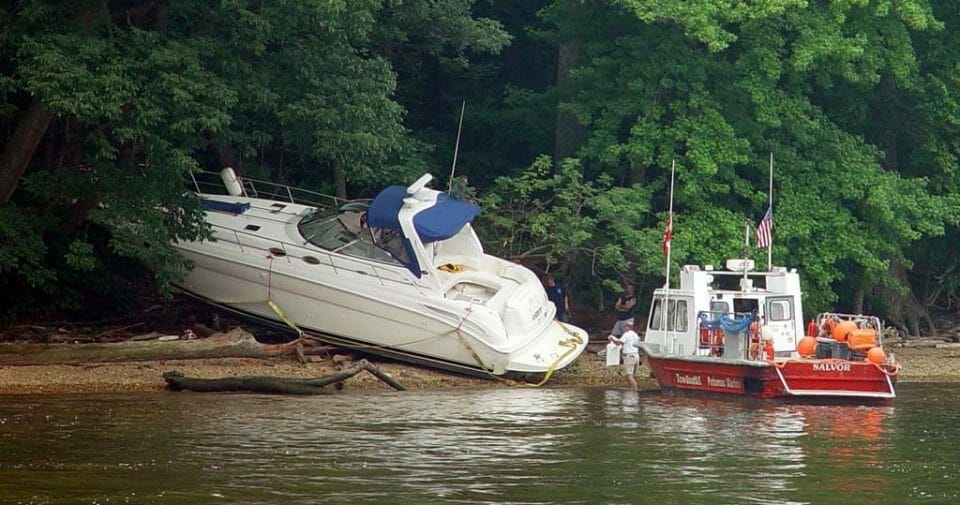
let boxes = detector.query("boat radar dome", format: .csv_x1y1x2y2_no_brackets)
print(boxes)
404,173,437,204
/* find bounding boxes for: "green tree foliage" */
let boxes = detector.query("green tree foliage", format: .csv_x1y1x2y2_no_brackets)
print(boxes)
512,0,959,332
2,0,960,336
0,0,506,320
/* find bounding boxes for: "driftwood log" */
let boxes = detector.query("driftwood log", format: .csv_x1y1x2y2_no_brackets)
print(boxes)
0,328,330,366
162,359,406,394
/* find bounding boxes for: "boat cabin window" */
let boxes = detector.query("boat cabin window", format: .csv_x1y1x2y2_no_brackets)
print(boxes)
733,298,759,314
648,298,689,332
766,298,793,321
298,203,402,265
704,300,729,319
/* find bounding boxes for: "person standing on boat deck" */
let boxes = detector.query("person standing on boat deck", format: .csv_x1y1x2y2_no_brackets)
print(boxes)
609,320,640,391
544,275,571,323
609,282,637,338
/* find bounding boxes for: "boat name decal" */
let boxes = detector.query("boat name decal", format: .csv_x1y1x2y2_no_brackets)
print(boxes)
812,362,851,372
675,373,702,386
674,373,742,389
706,376,742,389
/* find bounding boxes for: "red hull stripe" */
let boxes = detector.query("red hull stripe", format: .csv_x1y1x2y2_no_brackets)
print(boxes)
646,357,896,399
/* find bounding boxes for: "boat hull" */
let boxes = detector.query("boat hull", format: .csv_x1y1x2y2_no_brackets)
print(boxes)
642,348,897,401
173,246,588,378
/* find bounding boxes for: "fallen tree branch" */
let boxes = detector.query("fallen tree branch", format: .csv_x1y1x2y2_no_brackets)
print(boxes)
0,328,323,365
162,359,406,394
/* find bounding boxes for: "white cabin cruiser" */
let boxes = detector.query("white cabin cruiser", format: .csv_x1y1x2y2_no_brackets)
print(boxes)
173,169,588,378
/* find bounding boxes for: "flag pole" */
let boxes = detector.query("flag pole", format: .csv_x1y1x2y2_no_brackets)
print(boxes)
767,152,773,270
664,160,675,351
665,160,675,291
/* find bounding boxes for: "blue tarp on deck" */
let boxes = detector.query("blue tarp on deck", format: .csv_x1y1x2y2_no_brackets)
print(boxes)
201,199,251,214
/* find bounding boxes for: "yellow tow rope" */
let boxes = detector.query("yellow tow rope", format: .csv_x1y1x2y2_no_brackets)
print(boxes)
454,307,583,387
266,254,304,338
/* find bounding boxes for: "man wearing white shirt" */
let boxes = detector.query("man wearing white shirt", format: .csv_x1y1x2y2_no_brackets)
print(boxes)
608,320,641,391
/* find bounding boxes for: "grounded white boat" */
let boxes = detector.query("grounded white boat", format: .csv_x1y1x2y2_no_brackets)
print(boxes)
173,168,588,378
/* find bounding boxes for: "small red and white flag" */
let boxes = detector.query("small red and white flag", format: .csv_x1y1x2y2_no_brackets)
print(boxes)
756,207,772,248
662,214,673,255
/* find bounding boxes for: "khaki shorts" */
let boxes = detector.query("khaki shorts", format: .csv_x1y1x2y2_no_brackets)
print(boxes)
622,353,640,376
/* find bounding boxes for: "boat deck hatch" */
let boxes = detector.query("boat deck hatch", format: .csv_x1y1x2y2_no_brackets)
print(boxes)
447,281,497,304
244,224,261,231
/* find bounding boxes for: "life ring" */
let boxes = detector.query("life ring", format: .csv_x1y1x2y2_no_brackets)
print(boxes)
699,324,711,346
699,324,725,353
749,321,762,359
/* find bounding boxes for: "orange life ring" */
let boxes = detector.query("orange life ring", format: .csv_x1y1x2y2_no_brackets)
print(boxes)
749,321,761,359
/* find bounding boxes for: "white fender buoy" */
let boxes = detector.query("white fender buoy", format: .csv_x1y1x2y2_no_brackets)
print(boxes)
220,167,243,196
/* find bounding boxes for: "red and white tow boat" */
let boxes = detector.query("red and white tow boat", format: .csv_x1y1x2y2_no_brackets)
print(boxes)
639,259,899,401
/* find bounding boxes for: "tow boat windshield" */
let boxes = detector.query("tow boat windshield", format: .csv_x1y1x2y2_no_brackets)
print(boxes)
298,202,407,265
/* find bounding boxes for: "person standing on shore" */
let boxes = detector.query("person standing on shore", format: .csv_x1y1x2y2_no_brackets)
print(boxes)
608,320,640,390
609,282,637,338
544,274,571,323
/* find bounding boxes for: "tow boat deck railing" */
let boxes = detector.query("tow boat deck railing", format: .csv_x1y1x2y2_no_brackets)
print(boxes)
188,170,348,210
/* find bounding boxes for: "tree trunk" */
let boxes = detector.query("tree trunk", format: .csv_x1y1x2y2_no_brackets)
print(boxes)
0,328,310,366
333,162,347,199
554,41,586,162
162,359,406,394
852,288,865,315
874,259,936,337
0,100,55,204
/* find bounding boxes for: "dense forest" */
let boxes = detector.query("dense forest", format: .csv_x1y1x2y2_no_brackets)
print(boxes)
1,0,959,336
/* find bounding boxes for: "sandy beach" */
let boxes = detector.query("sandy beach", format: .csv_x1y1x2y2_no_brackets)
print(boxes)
0,342,957,395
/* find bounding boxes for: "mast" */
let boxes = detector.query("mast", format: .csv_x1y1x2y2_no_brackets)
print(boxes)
447,101,466,193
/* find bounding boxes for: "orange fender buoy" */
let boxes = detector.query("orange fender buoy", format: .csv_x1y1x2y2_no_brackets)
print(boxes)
832,320,858,342
867,347,885,364
798,336,817,357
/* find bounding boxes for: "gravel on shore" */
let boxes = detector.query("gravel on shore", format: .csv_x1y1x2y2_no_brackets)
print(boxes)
0,345,956,395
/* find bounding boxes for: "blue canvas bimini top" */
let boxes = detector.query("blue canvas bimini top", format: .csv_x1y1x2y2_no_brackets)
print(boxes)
367,185,481,277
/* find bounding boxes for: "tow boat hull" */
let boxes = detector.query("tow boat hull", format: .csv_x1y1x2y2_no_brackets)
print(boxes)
643,351,897,400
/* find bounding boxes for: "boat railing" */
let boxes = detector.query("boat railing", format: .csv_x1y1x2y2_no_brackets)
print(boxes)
815,312,884,346
188,170,348,209
203,221,431,296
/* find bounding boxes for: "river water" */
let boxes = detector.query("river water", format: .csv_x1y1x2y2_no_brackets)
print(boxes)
0,383,957,504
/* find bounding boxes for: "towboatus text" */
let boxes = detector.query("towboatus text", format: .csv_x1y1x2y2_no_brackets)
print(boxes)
674,374,741,389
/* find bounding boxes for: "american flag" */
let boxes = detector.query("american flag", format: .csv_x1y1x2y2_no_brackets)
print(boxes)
756,207,772,249
662,214,673,255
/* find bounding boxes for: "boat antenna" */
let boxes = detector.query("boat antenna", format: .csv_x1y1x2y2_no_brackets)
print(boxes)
742,218,750,289
448,101,466,193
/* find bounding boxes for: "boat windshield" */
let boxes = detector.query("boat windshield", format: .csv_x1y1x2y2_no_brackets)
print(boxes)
298,202,405,265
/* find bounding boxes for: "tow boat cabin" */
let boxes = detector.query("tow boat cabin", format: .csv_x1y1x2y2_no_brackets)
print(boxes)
644,259,804,359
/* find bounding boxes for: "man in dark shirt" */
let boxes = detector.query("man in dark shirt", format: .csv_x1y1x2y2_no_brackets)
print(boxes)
544,275,571,322
609,282,637,337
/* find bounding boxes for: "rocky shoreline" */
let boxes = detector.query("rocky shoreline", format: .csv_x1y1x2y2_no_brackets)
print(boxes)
0,342,958,395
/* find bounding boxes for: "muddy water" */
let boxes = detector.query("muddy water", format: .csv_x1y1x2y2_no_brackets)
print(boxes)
0,383,957,504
